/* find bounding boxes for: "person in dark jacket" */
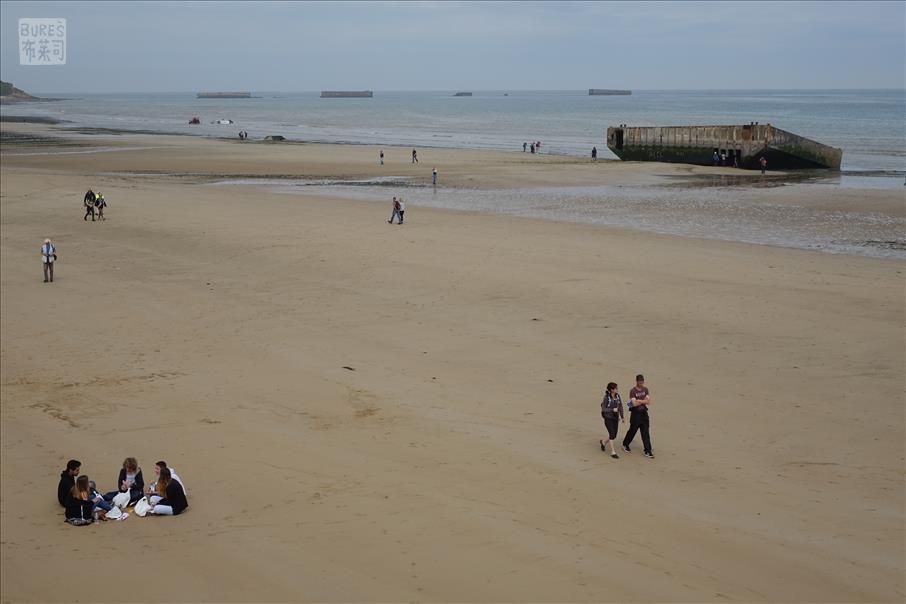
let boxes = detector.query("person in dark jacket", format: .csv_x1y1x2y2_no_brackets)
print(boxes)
65,475,100,524
57,459,81,506
599,382,624,459
103,457,144,505
148,467,189,516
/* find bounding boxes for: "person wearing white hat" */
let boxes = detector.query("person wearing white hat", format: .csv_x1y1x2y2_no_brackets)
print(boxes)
41,238,56,283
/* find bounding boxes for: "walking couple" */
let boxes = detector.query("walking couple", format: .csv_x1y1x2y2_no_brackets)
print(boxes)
387,196,405,224
599,374,654,459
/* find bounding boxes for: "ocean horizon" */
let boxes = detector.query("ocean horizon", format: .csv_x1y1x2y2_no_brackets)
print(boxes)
3,89,904,176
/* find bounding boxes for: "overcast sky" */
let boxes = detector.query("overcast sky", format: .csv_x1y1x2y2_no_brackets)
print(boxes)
1,1,903,93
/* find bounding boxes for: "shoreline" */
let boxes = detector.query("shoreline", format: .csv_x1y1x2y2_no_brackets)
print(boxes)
2,122,904,260
2,137,903,601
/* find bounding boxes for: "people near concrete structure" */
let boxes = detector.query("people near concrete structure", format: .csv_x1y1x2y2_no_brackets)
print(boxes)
388,196,401,224
592,146,597,160
103,457,144,505
57,459,81,506
66,475,101,524
412,149,418,164
760,156,768,175
733,152,740,168
147,461,187,505
712,150,720,166
622,374,654,458
397,197,405,224
599,382,624,459
148,467,189,516
720,150,727,166
96,192,107,221
41,238,56,283
83,190,96,221
432,167,438,186
380,150,384,165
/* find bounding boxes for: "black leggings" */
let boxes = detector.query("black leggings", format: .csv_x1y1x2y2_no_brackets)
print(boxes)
601,413,619,440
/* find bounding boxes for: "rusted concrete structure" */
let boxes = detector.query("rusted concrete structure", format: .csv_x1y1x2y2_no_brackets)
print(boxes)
321,90,373,98
589,89,631,95
197,92,251,98
606,124,842,170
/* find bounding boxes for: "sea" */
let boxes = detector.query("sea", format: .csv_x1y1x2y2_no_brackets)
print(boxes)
3,89,904,174
3,89,905,259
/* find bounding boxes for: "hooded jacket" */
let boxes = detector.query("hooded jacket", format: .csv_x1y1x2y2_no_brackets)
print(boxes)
57,470,75,507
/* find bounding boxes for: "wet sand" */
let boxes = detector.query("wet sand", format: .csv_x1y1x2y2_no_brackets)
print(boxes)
1,125,904,602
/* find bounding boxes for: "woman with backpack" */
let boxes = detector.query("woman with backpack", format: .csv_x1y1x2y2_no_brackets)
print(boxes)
599,382,624,459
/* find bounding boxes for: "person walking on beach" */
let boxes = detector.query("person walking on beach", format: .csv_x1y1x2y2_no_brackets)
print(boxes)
96,192,107,221
600,382,624,459
622,374,653,458
41,238,56,283
432,167,438,186
388,196,401,224
530,143,535,154
412,149,418,164
591,146,597,160
759,156,768,175
523,142,527,152
380,150,384,165
83,190,96,221
398,197,405,224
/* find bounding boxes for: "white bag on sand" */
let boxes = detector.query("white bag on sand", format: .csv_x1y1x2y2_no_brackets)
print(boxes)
104,506,124,520
133,497,152,517
112,491,130,509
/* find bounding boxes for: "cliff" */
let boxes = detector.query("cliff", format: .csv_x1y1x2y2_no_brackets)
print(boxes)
0,81,40,103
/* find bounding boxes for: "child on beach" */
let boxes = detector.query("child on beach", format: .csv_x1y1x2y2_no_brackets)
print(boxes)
96,192,107,220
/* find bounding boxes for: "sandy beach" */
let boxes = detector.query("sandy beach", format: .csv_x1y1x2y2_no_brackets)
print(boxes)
1,124,904,602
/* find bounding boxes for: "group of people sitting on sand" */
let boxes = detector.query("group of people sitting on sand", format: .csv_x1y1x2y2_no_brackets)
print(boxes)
82,189,107,221
57,457,188,525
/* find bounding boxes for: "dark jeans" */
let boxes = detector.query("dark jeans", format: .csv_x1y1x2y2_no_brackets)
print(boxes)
84,206,95,220
622,411,652,453
43,262,54,282
398,211,404,223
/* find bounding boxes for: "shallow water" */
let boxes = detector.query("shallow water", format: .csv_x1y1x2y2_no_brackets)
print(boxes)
209,178,906,260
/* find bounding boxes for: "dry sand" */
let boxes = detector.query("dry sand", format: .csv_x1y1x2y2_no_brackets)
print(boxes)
1,126,904,602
